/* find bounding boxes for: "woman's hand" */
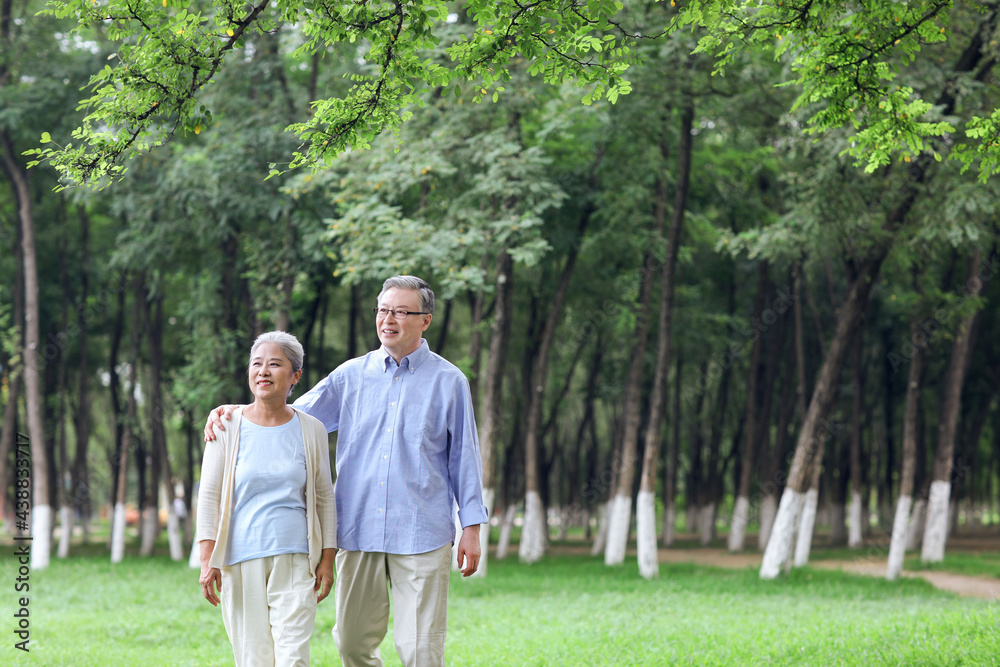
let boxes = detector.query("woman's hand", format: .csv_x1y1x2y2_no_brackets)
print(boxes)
200,566,223,606
199,540,222,606
315,548,336,603
203,405,239,442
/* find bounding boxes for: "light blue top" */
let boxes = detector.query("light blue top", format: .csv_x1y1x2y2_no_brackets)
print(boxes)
294,339,488,554
224,412,309,566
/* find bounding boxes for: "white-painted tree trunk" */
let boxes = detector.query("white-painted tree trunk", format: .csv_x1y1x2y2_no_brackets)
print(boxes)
921,480,951,562
604,493,631,566
557,505,570,541
111,502,127,564
189,531,201,568
31,505,52,570
793,488,818,567
699,502,716,546
519,491,546,564
636,490,658,580
760,489,802,579
590,502,608,556
906,498,927,550
886,495,912,580
139,507,159,556
495,504,515,561
728,496,750,552
758,495,777,551
661,504,676,547
848,490,863,547
686,505,697,537
167,508,183,561
57,505,73,558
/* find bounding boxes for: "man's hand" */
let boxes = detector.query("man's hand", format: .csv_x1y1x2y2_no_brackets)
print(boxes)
457,524,482,577
203,405,239,441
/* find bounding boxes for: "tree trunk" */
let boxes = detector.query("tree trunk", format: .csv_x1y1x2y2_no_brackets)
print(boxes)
2,129,52,569
434,298,452,357
922,250,982,562
686,365,707,540
760,350,796,550
494,503,516,560
477,250,512,574
521,210,587,563
575,340,603,533
72,207,92,540
637,102,691,579
848,327,865,548
274,216,297,332
604,258,658,564
729,263,768,552
56,231,73,558
906,407,930,551
148,294,183,560
112,275,144,563
887,325,924,579
760,247,891,578
592,406,623,556
661,353,683,547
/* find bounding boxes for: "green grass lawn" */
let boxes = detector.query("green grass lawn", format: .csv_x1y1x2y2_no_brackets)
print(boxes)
1,542,998,666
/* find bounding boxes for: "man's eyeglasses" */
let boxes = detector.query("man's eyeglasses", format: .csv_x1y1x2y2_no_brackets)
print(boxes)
373,307,429,319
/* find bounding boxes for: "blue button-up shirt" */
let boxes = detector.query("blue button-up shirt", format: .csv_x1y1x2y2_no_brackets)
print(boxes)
293,339,489,554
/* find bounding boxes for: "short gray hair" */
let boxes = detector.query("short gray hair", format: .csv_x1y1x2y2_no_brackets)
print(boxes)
377,275,435,315
248,331,305,374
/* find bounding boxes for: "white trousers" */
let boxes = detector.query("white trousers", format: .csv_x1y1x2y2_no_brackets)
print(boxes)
220,552,317,667
332,544,451,667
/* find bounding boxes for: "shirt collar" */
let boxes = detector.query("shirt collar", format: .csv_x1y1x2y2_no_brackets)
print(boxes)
379,339,429,373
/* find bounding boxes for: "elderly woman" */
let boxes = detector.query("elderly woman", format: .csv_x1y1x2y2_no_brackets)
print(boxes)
197,331,336,666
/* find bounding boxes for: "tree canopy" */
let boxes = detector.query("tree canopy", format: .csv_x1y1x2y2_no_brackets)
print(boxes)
26,0,1000,186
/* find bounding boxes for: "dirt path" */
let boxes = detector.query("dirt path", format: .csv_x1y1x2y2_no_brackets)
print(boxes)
546,542,1000,600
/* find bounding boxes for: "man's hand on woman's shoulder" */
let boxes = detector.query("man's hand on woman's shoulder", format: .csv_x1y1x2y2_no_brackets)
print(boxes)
203,404,240,441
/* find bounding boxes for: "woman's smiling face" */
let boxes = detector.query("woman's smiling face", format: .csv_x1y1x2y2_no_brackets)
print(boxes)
248,342,302,400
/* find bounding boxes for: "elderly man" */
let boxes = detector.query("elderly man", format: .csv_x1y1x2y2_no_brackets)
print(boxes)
206,275,488,667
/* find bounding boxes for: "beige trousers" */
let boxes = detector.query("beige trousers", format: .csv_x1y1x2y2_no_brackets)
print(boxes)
220,552,317,667
332,544,451,667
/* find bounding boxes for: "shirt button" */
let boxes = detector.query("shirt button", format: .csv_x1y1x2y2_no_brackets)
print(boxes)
391,401,396,406
378,508,384,514
383,454,388,460
380,481,386,487
386,428,391,433
394,377,400,382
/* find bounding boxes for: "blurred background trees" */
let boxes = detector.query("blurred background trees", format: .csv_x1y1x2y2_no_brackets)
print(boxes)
2,0,998,577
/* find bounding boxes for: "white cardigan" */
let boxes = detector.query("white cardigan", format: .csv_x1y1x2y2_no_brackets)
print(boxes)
196,407,337,575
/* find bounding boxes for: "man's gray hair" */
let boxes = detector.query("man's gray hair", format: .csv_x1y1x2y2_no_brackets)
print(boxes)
377,275,435,315
249,330,305,374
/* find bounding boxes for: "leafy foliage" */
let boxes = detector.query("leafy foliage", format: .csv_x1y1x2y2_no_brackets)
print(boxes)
28,0,637,187
671,0,1000,180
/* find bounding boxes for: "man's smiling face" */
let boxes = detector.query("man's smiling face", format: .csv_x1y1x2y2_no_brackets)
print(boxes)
376,287,432,362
